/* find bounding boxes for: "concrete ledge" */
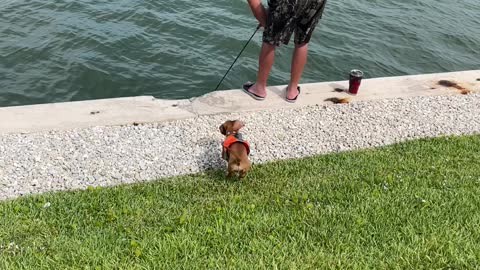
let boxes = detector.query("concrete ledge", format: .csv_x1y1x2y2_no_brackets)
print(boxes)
1,70,479,134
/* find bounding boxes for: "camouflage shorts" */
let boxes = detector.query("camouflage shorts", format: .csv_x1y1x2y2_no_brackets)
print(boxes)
263,0,327,46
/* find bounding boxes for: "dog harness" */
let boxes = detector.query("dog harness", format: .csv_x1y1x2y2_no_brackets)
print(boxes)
222,133,250,161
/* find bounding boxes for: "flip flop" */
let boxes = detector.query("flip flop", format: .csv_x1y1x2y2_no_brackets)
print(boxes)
286,86,301,103
242,82,266,101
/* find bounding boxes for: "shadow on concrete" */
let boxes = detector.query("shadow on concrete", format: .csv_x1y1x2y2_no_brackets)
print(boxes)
329,83,347,93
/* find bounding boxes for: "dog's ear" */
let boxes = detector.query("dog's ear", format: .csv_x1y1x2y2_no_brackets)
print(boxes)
219,123,226,135
232,120,245,131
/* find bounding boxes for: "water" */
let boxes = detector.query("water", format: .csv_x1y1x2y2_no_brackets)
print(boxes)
1,0,479,107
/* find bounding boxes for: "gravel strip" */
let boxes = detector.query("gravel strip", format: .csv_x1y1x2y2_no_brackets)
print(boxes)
1,94,480,201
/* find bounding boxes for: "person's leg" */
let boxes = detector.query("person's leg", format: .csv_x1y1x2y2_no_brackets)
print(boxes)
247,42,276,98
244,0,295,100
287,0,327,100
287,43,308,99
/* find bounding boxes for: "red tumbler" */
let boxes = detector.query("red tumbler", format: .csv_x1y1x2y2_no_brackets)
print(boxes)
348,69,364,95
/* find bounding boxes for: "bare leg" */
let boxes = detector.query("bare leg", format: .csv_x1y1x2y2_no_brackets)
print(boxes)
287,43,309,99
247,42,276,98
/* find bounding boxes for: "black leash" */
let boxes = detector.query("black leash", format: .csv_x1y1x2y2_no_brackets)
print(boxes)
213,25,260,92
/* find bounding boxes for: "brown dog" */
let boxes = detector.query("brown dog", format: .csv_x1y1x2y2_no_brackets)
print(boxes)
219,120,251,178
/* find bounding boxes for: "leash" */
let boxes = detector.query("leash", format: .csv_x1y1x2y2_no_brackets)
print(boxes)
213,25,261,92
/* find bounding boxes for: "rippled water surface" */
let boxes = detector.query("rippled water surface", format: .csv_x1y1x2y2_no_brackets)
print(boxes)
1,0,479,107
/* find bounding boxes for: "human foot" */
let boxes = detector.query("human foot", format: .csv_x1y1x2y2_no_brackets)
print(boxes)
286,85,301,103
242,82,266,101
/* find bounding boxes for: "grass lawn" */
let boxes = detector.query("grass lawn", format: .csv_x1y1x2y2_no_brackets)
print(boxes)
1,135,480,269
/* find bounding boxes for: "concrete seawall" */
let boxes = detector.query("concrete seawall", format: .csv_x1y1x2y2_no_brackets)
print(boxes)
1,70,479,134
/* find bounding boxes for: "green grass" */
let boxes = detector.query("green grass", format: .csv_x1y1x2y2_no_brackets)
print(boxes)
1,135,480,269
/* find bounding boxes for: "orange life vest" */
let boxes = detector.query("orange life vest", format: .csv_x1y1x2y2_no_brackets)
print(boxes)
222,134,250,160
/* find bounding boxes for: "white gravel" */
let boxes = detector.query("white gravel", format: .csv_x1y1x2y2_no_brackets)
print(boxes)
1,94,480,201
